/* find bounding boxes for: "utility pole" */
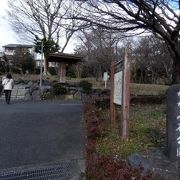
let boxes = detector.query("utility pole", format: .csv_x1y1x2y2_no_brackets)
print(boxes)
40,41,43,91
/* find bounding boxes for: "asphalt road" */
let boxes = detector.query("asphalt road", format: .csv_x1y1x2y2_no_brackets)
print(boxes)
0,100,84,171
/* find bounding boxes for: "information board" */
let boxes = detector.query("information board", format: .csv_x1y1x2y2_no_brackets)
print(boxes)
113,71,122,105
103,72,109,81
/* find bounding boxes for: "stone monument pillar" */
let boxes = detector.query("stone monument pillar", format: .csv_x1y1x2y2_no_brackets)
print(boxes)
167,85,180,161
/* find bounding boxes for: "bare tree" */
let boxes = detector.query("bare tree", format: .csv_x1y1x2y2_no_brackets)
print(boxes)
132,36,173,84
72,0,180,83
75,27,120,79
8,0,86,74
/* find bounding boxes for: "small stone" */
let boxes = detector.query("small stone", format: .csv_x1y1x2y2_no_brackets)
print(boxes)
127,154,152,174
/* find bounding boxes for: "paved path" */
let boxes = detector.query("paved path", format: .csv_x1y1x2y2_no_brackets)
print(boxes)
0,100,85,179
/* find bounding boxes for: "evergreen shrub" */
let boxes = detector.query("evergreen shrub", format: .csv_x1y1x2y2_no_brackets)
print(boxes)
79,80,92,94
53,83,67,95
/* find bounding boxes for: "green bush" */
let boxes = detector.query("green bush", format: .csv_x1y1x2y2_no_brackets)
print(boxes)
11,67,21,74
48,67,57,75
41,92,54,100
79,80,92,94
66,66,76,78
53,84,67,95
81,66,93,78
0,64,6,74
34,68,40,74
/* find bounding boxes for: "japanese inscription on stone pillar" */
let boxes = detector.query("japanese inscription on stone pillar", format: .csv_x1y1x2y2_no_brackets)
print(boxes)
167,85,180,161
176,90,180,157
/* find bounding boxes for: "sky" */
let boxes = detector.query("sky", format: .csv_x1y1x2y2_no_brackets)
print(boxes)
0,0,179,53
0,0,19,50
0,0,75,53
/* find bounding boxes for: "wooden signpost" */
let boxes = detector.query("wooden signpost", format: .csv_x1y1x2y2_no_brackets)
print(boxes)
110,51,131,140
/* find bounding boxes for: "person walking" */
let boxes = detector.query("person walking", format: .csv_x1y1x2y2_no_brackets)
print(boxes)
2,73,14,104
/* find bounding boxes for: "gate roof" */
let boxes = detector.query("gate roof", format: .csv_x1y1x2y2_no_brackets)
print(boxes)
48,53,82,64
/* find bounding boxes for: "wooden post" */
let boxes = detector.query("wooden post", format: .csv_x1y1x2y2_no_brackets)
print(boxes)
121,51,131,140
110,62,116,128
58,63,66,83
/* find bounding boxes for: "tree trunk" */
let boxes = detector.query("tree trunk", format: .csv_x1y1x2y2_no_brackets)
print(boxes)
167,38,180,84
140,69,144,83
75,64,81,79
44,57,48,75
172,59,180,84
97,65,103,81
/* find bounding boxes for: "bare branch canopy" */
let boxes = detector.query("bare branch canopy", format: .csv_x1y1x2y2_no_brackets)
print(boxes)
72,0,180,83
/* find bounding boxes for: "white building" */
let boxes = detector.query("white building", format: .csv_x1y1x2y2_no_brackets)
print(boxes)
3,44,34,56
2,44,57,68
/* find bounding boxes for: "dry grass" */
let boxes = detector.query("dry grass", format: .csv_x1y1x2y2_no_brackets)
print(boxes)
12,74,42,81
130,83,169,96
66,79,169,96
0,74,59,82
66,77,106,89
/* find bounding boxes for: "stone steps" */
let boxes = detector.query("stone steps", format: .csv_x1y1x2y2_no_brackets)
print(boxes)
0,85,26,100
